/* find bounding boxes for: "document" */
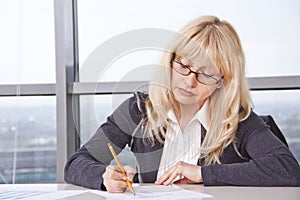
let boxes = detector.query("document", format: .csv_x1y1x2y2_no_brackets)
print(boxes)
91,185,213,200
0,185,212,200
0,190,88,200
0,190,84,200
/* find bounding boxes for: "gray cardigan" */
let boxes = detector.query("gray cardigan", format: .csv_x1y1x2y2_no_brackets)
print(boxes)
64,92,300,189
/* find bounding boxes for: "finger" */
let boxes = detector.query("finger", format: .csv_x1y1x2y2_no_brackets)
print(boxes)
123,166,135,182
163,170,181,186
106,165,119,171
105,165,127,180
155,164,176,184
106,180,128,193
155,161,187,185
155,169,176,185
103,166,129,193
123,165,136,174
155,172,170,185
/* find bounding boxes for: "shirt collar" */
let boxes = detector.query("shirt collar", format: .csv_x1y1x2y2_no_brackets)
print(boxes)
167,100,209,130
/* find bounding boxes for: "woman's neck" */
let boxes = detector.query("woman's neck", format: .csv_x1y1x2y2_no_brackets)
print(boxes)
176,103,201,132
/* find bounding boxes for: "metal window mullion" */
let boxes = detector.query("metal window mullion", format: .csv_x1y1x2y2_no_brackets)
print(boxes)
0,84,56,96
248,76,300,90
67,76,300,95
54,0,80,183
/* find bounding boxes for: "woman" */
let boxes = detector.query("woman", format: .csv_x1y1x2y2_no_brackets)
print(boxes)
64,16,300,192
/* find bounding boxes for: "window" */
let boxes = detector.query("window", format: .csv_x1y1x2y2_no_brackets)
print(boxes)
77,0,300,82
0,0,56,183
80,94,131,144
0,97,56,183
0,0,55,84
252,90,300,163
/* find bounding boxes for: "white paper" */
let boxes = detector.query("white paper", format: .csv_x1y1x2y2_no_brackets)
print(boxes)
0,191,49,200
91,185,213,200
0,185,212,200
0,190,88,200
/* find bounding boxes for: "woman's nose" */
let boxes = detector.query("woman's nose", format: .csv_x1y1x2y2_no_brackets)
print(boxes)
185,72,198,87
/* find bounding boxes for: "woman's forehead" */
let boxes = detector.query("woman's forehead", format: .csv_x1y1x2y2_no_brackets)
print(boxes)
176,51,215,67
175,50,221,75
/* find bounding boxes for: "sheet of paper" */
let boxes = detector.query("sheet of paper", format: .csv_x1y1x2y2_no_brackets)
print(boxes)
0,185,212,200
0,190,88,200
91,185,213,200
0,191,50,200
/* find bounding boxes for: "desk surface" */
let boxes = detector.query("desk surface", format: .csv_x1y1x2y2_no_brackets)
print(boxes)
0,183,299,200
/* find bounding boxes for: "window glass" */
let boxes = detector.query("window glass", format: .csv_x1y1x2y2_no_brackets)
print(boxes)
78,0,300,82
0,0,55,84
251,90,300,164
80,94,131,143
0,97,56,183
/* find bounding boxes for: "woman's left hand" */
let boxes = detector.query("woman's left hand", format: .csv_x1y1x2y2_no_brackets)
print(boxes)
154,161,203,186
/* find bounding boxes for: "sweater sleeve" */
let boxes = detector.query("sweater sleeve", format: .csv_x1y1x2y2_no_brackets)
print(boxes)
201,114,300,186
64,147,106,190
64,93,144,189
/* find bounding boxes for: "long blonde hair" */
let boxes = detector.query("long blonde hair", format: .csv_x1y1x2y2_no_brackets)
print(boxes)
144,15,252,165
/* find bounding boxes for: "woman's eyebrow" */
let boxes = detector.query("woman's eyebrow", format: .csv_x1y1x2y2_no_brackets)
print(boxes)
176,57,194,68
197,66,208,71
181,57,208,71
176,56,213,73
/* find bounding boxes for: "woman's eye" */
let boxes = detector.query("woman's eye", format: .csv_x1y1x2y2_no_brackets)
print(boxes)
177,62,189,69
180,63,188,68
200,71,209,76
200,67,214,76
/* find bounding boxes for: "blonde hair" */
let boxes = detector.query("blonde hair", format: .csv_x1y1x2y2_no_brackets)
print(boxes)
144,15,252,165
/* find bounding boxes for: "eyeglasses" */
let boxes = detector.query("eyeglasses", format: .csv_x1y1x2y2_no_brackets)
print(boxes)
170,54,224,85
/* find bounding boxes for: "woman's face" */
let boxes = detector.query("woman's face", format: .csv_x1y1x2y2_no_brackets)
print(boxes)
171,54,222,108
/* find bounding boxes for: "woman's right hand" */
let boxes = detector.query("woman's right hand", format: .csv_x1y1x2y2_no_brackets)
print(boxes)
102,165,135,193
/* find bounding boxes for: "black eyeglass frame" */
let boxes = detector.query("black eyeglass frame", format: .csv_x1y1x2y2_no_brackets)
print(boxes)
170,53,224,85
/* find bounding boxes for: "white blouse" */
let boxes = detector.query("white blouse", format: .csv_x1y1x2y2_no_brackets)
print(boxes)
157,101,209,182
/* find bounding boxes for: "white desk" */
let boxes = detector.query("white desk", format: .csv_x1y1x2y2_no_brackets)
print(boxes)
181,184,300,200
0,183,299,200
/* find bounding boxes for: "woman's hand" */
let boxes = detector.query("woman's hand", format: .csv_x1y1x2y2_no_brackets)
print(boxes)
102,165,135,193
155,161,203,186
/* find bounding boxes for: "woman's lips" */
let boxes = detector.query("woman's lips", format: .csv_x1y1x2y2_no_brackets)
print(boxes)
178,88,195,96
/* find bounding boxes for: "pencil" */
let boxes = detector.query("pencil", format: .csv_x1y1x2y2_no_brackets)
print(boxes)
107,143,135,194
